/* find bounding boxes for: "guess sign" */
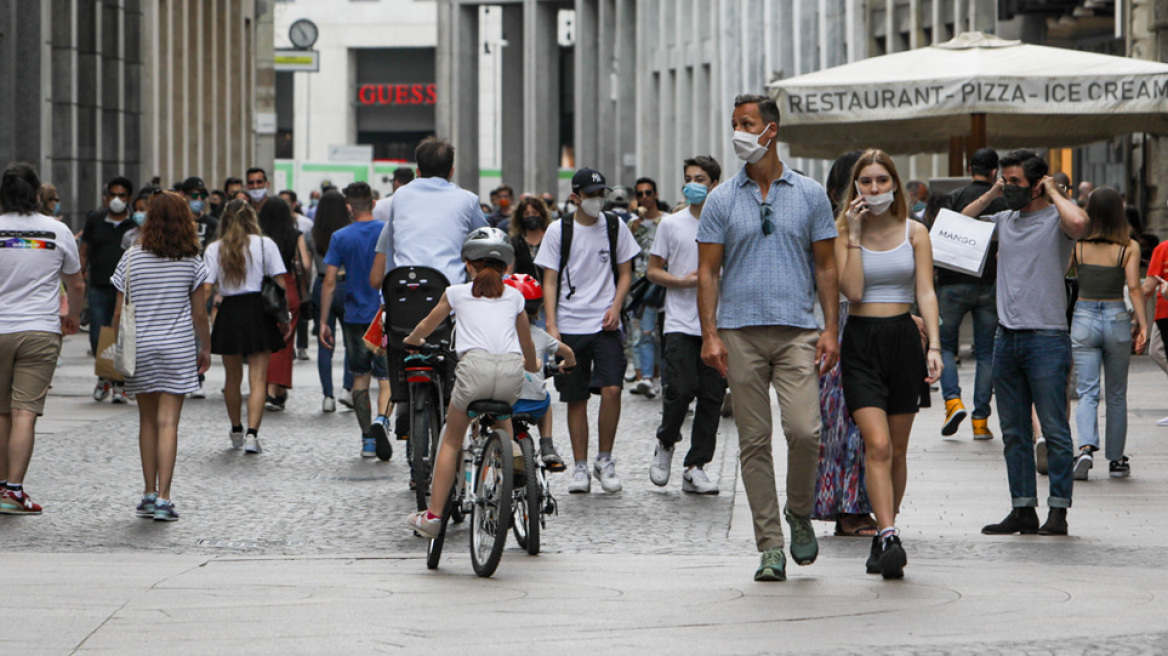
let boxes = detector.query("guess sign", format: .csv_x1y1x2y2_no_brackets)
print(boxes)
358,83,437,106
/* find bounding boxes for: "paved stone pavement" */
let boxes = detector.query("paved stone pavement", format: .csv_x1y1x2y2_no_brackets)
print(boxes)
3,334,1168,654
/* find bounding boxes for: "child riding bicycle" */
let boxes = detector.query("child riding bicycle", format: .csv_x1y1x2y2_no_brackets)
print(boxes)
405,228,540,538
503,273,575,472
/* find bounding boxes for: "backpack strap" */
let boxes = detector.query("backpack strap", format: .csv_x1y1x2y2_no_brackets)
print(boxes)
559,217,575,304
604,212,621,284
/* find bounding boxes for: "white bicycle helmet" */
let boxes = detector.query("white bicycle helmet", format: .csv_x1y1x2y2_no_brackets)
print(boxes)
461,227,514,266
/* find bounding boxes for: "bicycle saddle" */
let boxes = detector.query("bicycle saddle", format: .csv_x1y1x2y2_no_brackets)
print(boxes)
467,400,513,418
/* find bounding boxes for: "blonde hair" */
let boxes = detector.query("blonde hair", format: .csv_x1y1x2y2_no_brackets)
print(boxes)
215,199,262,287
834,149,910,234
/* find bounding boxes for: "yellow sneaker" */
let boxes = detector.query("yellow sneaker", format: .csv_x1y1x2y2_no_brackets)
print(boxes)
972,418,994,441
942,399,967,436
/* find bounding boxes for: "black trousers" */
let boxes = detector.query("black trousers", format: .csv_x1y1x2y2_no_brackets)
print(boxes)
655,333,727,467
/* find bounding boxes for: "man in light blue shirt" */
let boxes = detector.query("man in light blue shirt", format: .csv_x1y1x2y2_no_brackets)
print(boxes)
369,139,486,289
697,94,840,583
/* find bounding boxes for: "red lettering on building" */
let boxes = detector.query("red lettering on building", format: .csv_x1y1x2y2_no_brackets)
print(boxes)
356,83,438,106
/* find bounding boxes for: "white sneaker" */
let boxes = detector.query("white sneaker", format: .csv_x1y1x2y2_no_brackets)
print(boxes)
407,511,441,539
93,379,110,402
567,465,591,494
645,379,659,399
1157,416,1168,427
682,466,719,494
189,383,205,399
593,457,622,493
111,387,128,404
229,428,244,450
650,442,674,486
322,396,336,413
632,380,652,396
338,388,354,409
244,435,262,454
296,348,310,361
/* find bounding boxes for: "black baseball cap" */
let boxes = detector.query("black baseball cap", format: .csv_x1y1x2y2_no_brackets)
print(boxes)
181,177,207,194
572,168,609,195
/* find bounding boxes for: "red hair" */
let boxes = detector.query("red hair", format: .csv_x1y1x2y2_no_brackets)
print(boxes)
469,259,507,298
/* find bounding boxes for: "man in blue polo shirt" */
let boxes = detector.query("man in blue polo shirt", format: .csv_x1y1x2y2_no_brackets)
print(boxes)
697,94,840,582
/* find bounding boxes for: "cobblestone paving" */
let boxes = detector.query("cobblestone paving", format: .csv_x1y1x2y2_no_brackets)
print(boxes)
799,632,1168,656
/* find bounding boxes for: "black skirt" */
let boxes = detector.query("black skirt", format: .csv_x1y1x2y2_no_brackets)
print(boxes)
211,292,286,356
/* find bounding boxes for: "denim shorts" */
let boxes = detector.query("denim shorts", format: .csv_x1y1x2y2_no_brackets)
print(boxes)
341,321,388,379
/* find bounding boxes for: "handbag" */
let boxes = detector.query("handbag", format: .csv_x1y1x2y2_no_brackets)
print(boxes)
259,237,289,319
625,275,666,314
114,248,137,378
929,208,997,277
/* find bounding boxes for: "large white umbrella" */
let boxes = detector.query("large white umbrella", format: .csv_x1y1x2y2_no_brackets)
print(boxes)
769,32,1168,161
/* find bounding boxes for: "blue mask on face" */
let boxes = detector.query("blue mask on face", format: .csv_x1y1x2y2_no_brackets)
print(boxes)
682,182,709,205
189,199,206,214
132,211,147,226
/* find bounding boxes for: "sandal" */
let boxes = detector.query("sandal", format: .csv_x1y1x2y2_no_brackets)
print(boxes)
834,514,878,537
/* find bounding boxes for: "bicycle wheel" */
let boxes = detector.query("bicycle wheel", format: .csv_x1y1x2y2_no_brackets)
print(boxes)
410,387,434,511
426,483,458,570
470,430,513,577
511,437,541,555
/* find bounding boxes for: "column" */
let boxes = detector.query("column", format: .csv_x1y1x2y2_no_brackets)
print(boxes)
524,0,561,196
77,0,100,211
615,0,636,185
596,0,616,178
574,0,598,169
438,1,480,192
500,3,525,189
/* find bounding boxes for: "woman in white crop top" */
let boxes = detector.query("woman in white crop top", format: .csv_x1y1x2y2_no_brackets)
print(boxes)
404,228,540,543
832,149,942,580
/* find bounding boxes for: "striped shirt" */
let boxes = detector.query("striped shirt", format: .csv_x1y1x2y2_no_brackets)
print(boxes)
111,247,208,394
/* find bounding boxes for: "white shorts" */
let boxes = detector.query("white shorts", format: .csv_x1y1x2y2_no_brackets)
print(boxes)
449,350,525,412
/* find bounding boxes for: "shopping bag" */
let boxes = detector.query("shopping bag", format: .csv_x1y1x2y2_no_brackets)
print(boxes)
363,314,386,356
929,208,996,277
114,249,137,378
95,326,124,382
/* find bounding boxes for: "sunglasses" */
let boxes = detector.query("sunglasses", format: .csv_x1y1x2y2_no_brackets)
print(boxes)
635,190,654,198
760,203,775,236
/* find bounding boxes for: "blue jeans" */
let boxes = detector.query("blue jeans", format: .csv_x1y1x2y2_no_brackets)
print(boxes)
312,277,354,397
87,285,118,357
633,307,660,377
938,282,997,419
1071,301,1132,461
993,327,1073,509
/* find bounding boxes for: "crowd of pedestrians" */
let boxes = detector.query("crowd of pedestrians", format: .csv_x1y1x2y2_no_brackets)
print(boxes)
3,90,1168,586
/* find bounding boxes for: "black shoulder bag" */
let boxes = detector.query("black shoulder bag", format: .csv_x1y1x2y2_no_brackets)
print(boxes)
259,237,289,320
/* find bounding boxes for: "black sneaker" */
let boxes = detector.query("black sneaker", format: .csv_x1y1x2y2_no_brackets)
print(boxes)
879,535,907,579
981,507,1039,535
865,534,882,574
1109,457,1131,479
1038,508,1068,536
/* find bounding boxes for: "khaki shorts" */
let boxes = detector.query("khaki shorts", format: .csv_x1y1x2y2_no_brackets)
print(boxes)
449,351,525,412
0,331,63,416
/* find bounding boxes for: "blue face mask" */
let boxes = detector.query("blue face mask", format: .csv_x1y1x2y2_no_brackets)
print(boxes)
132,211,147,226
682,182,709,205
189,199,206,214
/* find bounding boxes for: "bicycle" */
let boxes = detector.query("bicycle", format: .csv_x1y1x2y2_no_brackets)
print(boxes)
402,342,456,512
510,411,558,556
425,399,514,577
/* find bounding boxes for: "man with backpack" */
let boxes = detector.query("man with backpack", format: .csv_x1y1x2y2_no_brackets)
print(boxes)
535,168,641,494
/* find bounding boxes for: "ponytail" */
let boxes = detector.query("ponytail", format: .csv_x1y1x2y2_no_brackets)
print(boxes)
469,259,507,298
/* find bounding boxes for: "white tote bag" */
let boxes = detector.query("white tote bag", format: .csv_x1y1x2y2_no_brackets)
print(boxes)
929,208,997,277
114,248,137,378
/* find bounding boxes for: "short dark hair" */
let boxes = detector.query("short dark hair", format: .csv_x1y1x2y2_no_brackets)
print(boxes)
733,93,781,127
968,148,999,178
210,188,225,198
245,167,267,181
393,168,415,186
998,149,1048,186
416,137,455,179
107,175,134,196
279,189,297,203
906,180,925,195
223,176,242,190
496,184,514,197
683,156,722,184
634,177,658,194
344,181,374,214
1,163,42,215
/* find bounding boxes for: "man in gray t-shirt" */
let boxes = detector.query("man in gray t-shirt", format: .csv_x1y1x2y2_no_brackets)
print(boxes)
960,149,1087,537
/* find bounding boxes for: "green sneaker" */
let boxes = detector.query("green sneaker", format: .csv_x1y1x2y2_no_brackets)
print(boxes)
785,508,819,566
754,547,787,582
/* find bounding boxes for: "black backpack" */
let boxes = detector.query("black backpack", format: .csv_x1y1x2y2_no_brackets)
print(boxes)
557,211,622,305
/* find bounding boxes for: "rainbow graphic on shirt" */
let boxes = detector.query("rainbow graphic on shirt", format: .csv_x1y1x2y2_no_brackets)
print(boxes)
0,230,58,250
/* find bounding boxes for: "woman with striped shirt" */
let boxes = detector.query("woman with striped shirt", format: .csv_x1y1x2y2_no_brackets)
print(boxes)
111,191,211,522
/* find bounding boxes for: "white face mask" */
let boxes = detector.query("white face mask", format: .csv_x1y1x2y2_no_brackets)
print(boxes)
580,197,605,218
855,182,897,215
732,123,775,164
108,198,127,215
247,187,268,203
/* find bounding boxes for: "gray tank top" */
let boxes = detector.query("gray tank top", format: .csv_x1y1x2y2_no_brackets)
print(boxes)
861,221,916,303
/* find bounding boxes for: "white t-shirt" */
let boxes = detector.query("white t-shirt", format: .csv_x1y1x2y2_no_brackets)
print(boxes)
372,194,394,222
519,326,559,401
0,212,82,335
203,234,287,296
649,208,702,336
532,214,641,334
296,213,313,235
446,283,525,357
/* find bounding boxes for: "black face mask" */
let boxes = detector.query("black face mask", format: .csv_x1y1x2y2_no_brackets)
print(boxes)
209,203,224,217
1002,184,1034,211
520,215,543,232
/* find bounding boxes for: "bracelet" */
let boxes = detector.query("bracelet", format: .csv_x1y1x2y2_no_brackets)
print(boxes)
928,346,942,352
